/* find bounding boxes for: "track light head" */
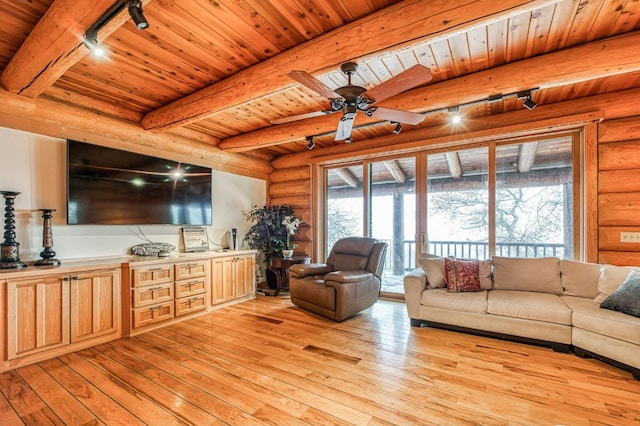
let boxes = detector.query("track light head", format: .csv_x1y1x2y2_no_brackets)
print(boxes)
517,90,537,110
128,0,149,30
83,30,104,57
392,122,403,135
523,97,537,110
306,136,315,150
447,106,461,124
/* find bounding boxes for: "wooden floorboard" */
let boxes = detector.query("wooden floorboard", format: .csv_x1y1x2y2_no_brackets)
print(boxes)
1,296,639,425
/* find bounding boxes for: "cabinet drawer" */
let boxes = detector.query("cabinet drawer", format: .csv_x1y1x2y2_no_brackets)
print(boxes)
132,282,173,308
175,278,207,298
132,265,173,287
175,295,207,317
175,261,208,281
132,303,174,328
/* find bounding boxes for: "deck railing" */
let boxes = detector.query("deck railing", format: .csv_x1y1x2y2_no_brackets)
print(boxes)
381,239,566,272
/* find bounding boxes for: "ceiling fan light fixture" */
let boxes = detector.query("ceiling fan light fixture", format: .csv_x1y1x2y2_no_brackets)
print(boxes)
128,0,149,30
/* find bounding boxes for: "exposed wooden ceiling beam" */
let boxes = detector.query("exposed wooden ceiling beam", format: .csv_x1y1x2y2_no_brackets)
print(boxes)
219,30,640,152
140,0,560,132
384,160,406,183
0,0,147,97
0,87,270,178
333,168,359,188
518,142,539,172
444,152,462,179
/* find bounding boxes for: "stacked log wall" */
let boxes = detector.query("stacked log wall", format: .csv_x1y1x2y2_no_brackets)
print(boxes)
268,165,313,258
598,116,640,265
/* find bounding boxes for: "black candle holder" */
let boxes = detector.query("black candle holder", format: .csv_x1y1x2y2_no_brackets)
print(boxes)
0,191,27,269
35,208,60,266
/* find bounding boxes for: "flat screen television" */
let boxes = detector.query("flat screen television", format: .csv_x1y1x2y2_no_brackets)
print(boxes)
67,140,212,225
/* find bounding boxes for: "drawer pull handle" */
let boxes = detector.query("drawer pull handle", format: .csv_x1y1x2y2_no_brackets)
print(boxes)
148,286,163,292
148,267,164,272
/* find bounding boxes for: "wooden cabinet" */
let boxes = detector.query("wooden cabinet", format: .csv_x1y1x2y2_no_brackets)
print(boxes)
174,260,208,317
6,274,70,360
211,254,255,305
126,258,210,334
70,268,120,343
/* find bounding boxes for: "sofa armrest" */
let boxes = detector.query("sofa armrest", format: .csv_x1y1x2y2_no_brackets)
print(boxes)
324,270,372,283
290,263,333,279
403,268,427,319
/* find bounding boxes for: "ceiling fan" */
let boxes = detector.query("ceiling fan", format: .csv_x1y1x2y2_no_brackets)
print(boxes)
273,62,433,141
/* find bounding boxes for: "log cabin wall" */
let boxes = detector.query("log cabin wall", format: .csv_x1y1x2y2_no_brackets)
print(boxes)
269,87,640,266
598,116,640,266
268,166,313,257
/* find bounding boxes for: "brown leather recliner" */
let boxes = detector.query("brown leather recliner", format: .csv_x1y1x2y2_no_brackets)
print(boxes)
289,237,388,321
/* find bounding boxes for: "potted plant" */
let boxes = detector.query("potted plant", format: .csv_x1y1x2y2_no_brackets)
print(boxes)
243,204,302,287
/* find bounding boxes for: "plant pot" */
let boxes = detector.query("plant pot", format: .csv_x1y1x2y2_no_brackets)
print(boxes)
282,249,294,258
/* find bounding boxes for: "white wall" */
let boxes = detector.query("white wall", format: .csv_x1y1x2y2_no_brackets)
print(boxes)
0,127,266,261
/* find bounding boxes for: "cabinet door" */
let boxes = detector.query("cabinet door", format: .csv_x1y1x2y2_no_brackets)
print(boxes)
211,257,234,305
70,269,120,343
6,275,70,360
234,255,255,298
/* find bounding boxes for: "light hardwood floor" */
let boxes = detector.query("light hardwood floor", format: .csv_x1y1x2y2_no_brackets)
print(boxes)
1,296,639,425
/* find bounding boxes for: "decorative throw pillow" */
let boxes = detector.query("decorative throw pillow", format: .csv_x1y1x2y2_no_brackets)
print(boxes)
444,258,482,293
594,265,638,304
418,256,446,288
600,270,640,318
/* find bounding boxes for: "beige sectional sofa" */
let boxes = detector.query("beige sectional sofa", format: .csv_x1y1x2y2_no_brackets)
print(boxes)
403,255,640,379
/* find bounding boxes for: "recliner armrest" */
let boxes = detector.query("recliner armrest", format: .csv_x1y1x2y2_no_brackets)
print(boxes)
324,270,373,283
290,263,333,278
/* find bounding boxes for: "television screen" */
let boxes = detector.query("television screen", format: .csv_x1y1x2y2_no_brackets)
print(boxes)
67,140,212,225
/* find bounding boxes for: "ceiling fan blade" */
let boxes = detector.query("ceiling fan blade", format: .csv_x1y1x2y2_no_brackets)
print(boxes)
271,110,335,125
335,116,354,141
363,64,432,103
288,70,341,99
371,107,425,125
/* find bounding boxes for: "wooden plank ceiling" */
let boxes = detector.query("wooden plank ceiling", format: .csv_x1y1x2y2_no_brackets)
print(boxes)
1,0,640,163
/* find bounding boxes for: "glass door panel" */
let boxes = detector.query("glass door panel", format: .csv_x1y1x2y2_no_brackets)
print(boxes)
427,147,489,259
369,158,416,294
325,165,364,257
495,137,573,258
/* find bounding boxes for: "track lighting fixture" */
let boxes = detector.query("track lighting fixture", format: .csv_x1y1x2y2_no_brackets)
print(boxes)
83,29,104,57
345,137,351,144
306,136,315,150
392,122,403,135
448,106,461,124
128,0,149,30
83,0,150,57
517,90,537,110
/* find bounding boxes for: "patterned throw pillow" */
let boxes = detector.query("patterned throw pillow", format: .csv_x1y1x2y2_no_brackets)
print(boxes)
600,270,640,318
444,258,482,293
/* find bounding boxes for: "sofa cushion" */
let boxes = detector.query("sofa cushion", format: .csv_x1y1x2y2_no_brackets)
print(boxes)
594,265,639,304
600,270,640,318
563,296,640,345
559,259,601,298
418,256,446,289
444,258,482,292
492,256,562,294
487,290,572,325
421,288,488,314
